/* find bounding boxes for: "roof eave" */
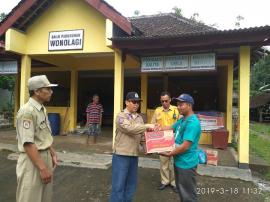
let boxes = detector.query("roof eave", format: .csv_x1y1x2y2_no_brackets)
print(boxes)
0,0,133,37
111,27,270,50
0,0,38,36
84,0,132,35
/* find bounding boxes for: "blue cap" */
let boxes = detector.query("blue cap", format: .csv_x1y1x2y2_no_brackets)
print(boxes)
174,94,194,105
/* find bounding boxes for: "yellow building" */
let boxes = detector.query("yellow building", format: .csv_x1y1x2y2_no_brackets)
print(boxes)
1,0,270,169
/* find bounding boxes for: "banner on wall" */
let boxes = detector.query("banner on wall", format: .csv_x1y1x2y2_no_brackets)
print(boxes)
141,53,216,72
48,29,84,51
141,56,163,72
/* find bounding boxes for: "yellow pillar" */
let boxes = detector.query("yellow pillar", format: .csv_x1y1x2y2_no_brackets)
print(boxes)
113,49,124,146
20,55,31,107
226,61,234,143
238,46,250,169
13,75,19,126
141,74,148,114
70,69,78,132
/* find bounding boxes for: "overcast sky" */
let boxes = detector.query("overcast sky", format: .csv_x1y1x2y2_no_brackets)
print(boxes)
1,0,270,30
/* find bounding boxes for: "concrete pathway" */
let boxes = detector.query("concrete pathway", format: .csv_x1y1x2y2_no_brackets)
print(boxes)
2,142,270,194
0,142,254,181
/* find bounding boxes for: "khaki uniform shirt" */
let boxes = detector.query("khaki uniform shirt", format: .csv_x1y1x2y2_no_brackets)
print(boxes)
16,98,53,152
151,105,179,127
113,109,147,156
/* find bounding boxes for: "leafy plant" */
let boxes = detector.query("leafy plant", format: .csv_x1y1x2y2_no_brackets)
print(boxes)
0,76,15,114
250,54,270,96
0,12,6,22
172,6,182,17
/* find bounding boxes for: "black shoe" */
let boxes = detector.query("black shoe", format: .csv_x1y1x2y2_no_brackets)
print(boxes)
171,186,178,193
158,184,169,190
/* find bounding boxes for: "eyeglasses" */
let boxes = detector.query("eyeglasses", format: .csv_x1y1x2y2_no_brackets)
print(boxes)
161,100,169,103
129,100,140,104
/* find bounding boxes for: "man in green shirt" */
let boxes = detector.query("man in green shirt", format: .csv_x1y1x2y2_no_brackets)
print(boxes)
160,94,201,202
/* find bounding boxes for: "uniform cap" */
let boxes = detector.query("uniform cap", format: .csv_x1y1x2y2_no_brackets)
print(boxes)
28,75,58,91
125,92,142,101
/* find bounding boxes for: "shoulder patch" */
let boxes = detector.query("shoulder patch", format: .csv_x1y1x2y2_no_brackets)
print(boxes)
23,120,31,129
118,117,124,124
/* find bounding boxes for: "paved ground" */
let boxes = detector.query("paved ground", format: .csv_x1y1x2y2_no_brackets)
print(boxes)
0,128,239,166
0,128,113,155
1,128,270,201
1,151,270,202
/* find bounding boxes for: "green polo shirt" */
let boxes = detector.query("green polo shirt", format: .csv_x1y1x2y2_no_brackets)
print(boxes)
172,114,201,169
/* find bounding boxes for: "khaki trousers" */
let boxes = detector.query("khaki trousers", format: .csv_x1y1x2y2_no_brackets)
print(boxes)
159,155,175,186
16,150,53,202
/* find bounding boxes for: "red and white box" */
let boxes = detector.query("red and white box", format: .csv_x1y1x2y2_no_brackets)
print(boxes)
206,149,218,166
144,130,175,153
197,114,224,131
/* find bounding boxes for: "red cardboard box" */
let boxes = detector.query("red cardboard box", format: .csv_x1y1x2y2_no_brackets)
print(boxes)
206,149,218,166
197,114,224,131
144,130,175,153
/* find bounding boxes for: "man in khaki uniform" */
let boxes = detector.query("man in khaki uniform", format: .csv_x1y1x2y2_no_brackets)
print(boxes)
110,92,155,202
16,75,58,202
151,91,179,192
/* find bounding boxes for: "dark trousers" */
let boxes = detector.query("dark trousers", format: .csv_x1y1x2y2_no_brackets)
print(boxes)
109,154,138,202
174,166,197,202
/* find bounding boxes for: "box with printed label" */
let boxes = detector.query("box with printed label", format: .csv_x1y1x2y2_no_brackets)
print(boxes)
145,130,175,153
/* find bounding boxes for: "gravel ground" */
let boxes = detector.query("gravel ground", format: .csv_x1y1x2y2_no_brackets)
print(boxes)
0,151,269,202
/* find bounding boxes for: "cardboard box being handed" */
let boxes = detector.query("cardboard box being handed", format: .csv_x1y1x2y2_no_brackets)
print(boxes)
206,149,218,166
144,130,175,153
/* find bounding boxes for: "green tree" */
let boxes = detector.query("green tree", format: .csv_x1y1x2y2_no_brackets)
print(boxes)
0,75,15,113
250,54,270,96
172,6,182,17
0,12,6,22
172,7,218,28
235,15,244,28
134,10,140,16
0,76,15,91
